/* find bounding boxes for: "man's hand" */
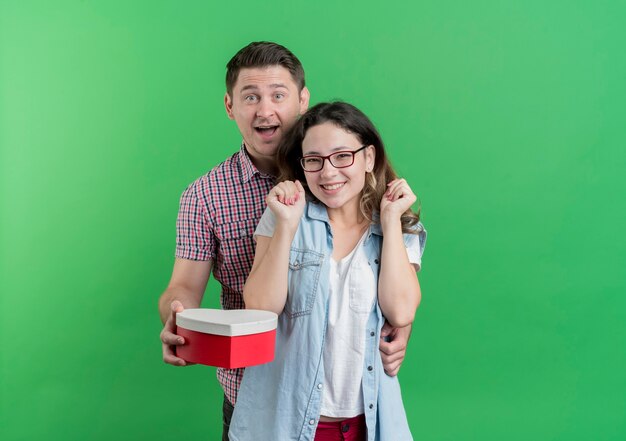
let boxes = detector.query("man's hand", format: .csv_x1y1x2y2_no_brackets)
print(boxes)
158,258,210,366
379,321,412,376
160,300,193,366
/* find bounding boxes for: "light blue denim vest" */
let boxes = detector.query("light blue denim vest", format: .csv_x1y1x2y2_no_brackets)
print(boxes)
229,202,420,441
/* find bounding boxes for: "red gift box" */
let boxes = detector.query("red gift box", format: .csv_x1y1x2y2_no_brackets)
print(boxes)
176,309,277,368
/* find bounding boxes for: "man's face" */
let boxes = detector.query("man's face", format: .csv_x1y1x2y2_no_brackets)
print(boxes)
225,66,309,167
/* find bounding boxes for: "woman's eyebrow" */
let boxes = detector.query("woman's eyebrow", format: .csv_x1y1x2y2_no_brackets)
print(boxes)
303,146,352,155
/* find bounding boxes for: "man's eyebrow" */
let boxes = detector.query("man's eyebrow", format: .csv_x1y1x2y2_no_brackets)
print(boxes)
240,85,259,93
240,83,288,92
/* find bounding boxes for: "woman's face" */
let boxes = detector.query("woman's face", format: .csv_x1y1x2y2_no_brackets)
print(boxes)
301,122,375,212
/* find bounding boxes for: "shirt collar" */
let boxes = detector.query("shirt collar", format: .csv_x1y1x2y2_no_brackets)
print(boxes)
369,222,383,236
306,202,383,236
306,201,329,222
238,142,274,183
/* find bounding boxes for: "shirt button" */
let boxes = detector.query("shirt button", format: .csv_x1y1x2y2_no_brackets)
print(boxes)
374,259,380,264
317,383,323,390
370,331,375,337
309,419,315,425
367,365,373,371
369,403,374,409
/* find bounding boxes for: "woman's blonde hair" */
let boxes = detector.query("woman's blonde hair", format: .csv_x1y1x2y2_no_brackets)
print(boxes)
276,102,420,233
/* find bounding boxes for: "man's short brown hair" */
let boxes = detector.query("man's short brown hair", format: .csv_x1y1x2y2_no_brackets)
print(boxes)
226,42,305,95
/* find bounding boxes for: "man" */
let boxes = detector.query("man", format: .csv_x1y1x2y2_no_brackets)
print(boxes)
158,42,411,440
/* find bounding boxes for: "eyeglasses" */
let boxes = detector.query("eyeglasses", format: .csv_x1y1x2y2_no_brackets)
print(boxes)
300,145,368,172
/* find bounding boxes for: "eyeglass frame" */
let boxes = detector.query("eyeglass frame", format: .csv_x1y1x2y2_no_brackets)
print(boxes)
299,145,369,172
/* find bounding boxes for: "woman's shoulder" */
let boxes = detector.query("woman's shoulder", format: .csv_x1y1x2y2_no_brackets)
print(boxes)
407,221,426,235
370,211,425,235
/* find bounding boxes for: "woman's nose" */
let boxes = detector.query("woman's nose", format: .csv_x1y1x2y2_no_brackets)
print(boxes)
319,158,337,177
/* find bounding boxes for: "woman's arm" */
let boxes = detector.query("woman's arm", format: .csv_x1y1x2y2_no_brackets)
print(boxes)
243,180,305,314
377,179,421,328
243,225,297,314
378,219,421,327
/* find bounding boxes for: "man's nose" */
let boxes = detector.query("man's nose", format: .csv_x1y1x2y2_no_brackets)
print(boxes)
256,98,275,118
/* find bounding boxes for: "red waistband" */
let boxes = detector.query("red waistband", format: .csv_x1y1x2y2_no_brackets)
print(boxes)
316,414,365,429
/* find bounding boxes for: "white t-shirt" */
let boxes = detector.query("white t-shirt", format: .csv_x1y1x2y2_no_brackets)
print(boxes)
321,232,372,417
254,208,424,418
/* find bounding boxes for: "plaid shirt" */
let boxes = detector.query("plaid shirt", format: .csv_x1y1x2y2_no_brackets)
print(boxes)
175,143,275,405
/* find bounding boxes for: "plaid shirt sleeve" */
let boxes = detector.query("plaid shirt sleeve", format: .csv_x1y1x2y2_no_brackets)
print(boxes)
175,180,216,261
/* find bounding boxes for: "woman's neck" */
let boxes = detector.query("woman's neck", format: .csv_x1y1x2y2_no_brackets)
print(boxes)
327,202,367,229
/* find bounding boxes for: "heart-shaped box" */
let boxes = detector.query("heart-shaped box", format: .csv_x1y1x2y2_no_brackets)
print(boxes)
176,309,278,368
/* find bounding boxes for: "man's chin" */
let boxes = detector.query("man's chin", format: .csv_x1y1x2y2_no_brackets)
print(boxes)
245,140,279,159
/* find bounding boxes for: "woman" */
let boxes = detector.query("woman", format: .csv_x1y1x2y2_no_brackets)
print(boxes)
229,102,426,441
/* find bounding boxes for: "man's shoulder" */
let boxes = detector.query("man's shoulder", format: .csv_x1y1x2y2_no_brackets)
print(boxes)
207,150,243,181
185,150,242,193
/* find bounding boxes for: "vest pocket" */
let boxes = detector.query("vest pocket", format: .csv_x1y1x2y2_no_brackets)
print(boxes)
285,248,323,318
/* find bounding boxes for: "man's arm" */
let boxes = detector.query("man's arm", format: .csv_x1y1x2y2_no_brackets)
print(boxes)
379,322,412,376
159,258,212,366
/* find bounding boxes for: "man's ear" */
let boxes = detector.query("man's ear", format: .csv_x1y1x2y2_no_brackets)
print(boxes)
224,92,235,120
299,87,310,115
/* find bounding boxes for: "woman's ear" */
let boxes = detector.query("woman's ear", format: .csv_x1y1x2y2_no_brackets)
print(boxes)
365,145,376,172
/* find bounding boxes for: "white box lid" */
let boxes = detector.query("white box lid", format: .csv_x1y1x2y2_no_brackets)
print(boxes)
176,309,277,337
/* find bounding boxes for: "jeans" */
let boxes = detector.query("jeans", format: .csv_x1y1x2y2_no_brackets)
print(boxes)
222,395,234,441
314,415,366,441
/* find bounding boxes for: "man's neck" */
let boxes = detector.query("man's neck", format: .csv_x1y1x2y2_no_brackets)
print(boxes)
251,156,278,176
243,144,278,176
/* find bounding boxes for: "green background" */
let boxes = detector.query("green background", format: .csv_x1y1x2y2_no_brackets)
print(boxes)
1,0,625,439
